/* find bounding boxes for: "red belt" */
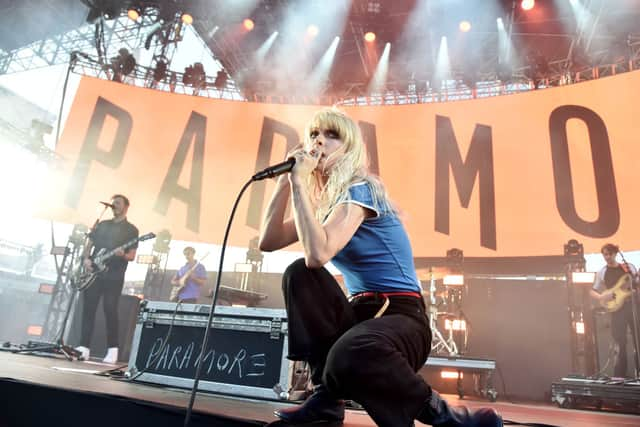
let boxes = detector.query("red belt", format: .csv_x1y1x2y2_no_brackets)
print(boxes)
351,291,422,299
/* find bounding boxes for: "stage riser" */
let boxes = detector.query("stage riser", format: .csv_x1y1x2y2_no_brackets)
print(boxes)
462,278,572,402
0,378,262,427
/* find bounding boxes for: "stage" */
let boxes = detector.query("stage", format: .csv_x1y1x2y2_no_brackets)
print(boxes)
0,352,638,427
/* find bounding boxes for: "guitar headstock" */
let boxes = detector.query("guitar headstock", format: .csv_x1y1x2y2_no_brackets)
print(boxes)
140,232,156,241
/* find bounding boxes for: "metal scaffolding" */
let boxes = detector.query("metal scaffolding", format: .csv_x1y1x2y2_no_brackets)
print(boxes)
0,12,163,75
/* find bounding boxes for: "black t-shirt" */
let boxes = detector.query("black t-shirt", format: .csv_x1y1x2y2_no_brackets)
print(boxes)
89,218,139,280
604,265,627,290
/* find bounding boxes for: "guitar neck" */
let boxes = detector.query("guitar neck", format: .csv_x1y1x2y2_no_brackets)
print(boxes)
99,237,138,260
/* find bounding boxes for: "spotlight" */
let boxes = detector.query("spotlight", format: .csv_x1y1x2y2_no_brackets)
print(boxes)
153,59,168,82
443,274,464,286
127,7,141,21
152,229,172,254
564,239,584,258
243,18,255,31
183,62,206,88
521,0,535,11
367,1,381,14
307,25,319,38
571,271,595,284
214,70,228,89
181,13,193,25
110,48,136,82
441,370,463,379
364,32,376,42
459,20,471,33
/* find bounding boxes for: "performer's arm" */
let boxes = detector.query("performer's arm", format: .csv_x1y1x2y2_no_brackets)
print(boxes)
590,269,613,303
259,175,299,251
287,150,367,268
290,177,365,268
82,235,95,270
171,272,180,285
115,247,136,261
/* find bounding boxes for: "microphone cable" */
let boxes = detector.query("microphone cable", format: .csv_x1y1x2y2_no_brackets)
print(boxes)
183,178,254,427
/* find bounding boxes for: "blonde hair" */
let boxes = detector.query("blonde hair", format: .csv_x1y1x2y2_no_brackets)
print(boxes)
303,107,394,221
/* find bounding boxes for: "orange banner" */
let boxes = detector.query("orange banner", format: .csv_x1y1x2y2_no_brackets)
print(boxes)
39,72,640,256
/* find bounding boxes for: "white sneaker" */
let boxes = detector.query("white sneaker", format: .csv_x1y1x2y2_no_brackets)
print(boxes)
75,346,90,361
102,347,119,364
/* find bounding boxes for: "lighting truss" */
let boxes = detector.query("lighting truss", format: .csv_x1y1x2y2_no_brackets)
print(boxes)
0,12,162,75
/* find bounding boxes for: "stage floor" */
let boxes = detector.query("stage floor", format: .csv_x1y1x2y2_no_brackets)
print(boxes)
0,351,638,427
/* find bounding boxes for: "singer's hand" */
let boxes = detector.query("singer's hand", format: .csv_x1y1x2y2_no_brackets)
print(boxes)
285,143,305,160
291,149,321,181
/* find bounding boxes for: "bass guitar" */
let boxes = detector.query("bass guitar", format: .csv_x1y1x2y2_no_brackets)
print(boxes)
169,252,209,302
600,273,636,313
74,232,156,291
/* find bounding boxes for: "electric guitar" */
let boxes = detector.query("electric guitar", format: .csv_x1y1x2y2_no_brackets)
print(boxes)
600,273,636,313
169,252,209,302
74,232,156,291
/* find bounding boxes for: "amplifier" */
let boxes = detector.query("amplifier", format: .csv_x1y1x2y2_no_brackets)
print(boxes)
127,301,290,400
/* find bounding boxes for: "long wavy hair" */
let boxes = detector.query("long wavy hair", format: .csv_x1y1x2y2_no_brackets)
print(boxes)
302,108,394,221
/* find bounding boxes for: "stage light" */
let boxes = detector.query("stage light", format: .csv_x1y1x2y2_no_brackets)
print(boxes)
521,0,535,10
136,254,158,265
27,325,43,336
127,7,140,21
459,20,471,33
235,263,253,273
564,239,584,258
110,48,136,82
38,283,54,294
183,62,206,89
445,319,467,331
153,59,168,82
441,370,463,379
306,36,340,93
152,229,171,254
307,25,319,38
575,321,585,335
443,274,464,286
255,31,279,64
214,70,228,89
367,42,390,94
181,13,193,25
243,18,255,31
364,32,376,42
571,271,595,284
367,1,381,14
50,246,69,256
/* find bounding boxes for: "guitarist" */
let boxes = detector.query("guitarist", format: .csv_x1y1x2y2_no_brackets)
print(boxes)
75,194,139,364
590,243,638,377
170,246,207,303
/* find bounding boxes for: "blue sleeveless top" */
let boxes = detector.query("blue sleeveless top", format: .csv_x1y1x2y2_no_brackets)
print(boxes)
330,182,421,295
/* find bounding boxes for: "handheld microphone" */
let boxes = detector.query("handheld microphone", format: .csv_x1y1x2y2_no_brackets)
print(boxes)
100,201,114,208
252,157,296,181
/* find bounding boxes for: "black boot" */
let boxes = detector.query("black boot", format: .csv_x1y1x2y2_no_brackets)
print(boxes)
274,384,345,424
416,390,502,427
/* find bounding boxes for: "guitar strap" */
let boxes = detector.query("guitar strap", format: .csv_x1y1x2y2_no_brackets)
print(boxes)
620,262,630,274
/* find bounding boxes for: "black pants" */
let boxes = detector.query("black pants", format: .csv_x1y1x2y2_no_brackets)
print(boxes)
612,301,638,377
283,259,433,427
80,276,124,348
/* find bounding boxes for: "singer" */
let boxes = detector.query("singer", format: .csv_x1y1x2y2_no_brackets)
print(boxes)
259,108,501,427
75,194,139,364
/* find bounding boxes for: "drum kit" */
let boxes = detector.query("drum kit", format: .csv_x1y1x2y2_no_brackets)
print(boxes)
424,267,468,356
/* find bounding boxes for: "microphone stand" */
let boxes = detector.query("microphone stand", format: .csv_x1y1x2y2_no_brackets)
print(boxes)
15,205,110,360
617,250,640,379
